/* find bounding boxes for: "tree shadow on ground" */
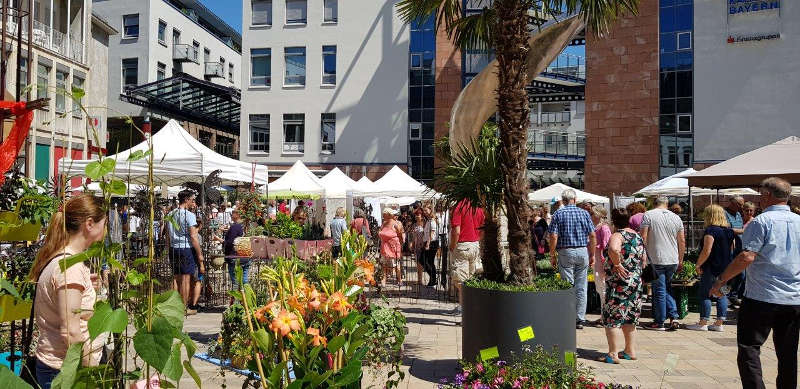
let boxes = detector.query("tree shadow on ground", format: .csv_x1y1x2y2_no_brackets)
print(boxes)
401,343,461,383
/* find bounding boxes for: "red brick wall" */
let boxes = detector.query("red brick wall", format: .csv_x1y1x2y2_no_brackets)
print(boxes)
434,28,462,171
584,2,660,199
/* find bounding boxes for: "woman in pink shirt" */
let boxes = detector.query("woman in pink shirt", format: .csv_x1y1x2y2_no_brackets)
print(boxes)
30,194,107,388
627,202,647,232
378,208,404,288
591,205,612,319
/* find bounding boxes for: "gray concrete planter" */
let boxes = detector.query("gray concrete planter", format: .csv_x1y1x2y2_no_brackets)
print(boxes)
462,284,576,361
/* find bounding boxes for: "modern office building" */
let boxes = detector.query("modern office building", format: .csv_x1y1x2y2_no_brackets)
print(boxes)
0,1,116,185
585,0,795,198
239,0,409,180
93,0,242,159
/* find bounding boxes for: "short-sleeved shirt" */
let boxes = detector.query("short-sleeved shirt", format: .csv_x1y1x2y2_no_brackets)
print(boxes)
451,200,485,243
725,210,743,230
702,225,735,276
547,205,595,249
224,223,244,256
35,256,103,369
168,208,197,249
640,208,684,265
629,213,645,232
595,223,612,261
330,217,348,246
741,205,800,305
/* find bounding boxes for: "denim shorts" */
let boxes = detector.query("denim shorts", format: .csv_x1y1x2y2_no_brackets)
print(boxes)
169,247,197,275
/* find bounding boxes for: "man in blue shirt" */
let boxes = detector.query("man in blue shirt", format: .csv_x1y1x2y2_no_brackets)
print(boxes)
548,189,597,329
725,195,746,304
711,177,800,389
167,190,204,313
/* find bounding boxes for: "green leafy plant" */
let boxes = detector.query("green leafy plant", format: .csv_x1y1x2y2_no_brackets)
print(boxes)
675,261,697,281
266,212,303,239
464,274,572,293
364,305,406,388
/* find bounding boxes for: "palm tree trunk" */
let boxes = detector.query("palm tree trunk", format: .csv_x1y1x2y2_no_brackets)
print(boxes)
480,212,504,282
494,0,533,285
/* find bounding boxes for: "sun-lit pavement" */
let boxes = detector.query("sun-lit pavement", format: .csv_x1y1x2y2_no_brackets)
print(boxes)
181,294,795,388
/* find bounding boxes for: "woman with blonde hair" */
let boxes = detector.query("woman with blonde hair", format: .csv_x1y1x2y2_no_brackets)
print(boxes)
30,194,107,388
687,204,734,331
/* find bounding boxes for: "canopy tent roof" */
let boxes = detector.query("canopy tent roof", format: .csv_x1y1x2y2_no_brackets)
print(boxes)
366,165,434,198
60,120,268,185
688,136,800,188
319,168,357,199
349,176,376,196
528,183,609,204
635,169,759,196
265,160,325,199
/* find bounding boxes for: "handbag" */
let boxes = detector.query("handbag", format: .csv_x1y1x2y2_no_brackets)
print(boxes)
641,263,656,283
532,232,545,255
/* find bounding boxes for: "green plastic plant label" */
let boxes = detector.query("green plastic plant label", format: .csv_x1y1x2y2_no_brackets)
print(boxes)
480,346,499,361
517,326,535,342
564,351,575,366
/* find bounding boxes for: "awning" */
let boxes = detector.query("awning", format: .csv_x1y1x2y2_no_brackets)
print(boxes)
120,72,240,133
688,136,800,188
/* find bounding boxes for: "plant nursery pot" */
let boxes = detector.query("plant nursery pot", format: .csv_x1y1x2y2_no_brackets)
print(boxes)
462,284,576,362
0,294,32,323
0,212,40,242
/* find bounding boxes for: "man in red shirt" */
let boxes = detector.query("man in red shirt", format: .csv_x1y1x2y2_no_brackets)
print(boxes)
448,199,485,316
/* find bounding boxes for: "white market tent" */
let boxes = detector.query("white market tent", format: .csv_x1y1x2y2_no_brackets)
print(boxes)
319,167,357,199
265,160,325,199
635,168,759,196
60,120,269,185
367,165,434,198
349,176,376,196
528,183,609,204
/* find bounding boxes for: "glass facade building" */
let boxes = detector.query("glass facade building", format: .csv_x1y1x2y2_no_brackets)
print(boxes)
659,0,694,177
408,15,436,182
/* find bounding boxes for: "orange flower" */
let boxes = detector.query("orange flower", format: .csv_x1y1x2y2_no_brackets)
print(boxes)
306,327,327,347
328,291,352,315
355,259,376,285
306,287,326,311
288,295,306,317
254,306,269,323
269,309,301,337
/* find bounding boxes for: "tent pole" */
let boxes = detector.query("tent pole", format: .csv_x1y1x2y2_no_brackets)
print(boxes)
689,186,694,250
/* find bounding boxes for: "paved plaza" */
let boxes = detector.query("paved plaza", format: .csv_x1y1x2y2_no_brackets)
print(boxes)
179,294,795,389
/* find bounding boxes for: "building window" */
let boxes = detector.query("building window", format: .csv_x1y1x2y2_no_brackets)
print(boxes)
410,53,421,69
204,48,210,63
283,113,305,153
55,70,67,113
249,114,270,152
322,45,336,85
123,14,139,38
71,75,83,118
252,0,272,26
122,58,138,90
193,41,200,62
18,57,27,101
677,31,691,50
158,20,167,43
321,113,335,153
677,114,692,133
409,123,421,140
172,29,181,45
251,48,271,86
229,63,234,83
284,47,306,86
286,0,307,24
324,0,337,23
157,62,166,81
36,63,49,101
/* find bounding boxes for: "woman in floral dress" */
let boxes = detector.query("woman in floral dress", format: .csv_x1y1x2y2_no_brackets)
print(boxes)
601,208,647,364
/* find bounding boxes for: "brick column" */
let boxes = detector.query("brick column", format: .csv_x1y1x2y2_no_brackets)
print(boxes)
584,2,660,199
434,28,461,171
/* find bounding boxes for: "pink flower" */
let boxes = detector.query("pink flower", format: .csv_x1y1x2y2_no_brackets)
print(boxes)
476,364,484,373
512,379,522,389
498,368,506,376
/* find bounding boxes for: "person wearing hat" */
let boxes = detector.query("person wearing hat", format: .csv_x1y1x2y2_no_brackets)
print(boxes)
378,207,404,288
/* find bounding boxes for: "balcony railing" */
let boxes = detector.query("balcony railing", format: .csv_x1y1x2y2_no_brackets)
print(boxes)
543,53,585,81
283,142,305,153
3,14,84,64
537,111,571,125
204,62,224,78
173,44,199,63
528,130,586,158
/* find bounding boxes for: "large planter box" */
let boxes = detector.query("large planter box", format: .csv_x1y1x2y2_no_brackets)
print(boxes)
462,285,576,362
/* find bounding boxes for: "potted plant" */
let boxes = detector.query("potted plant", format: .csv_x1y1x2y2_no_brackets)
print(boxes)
398,0,638,361
0,173,57,242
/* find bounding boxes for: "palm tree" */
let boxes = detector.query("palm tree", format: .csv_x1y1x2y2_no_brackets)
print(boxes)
435,122,505,282
398,0,638,285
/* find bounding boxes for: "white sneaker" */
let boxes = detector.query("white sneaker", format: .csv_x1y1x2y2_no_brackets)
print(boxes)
708,324,724,332
686,323,708,331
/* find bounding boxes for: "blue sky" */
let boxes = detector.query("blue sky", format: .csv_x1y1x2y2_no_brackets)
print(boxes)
200,0,243,33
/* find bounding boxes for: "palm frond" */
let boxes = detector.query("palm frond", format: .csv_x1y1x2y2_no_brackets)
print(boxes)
450,10,497,51
396,0,463,38
544,0,639,36
435,122,504,216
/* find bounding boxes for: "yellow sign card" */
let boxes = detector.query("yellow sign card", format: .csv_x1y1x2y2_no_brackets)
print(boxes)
480,346,500,361
517,326,535,342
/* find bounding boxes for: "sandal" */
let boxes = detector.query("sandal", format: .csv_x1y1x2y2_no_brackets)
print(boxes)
669,321,680,331
618,352,637,360
598,354,620,364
